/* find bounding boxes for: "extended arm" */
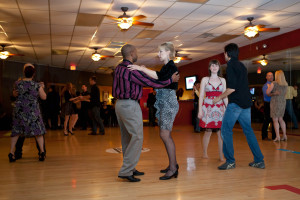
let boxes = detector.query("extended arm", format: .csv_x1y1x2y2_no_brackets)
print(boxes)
221,78,228,107
128,65,158,79
38,82,47,100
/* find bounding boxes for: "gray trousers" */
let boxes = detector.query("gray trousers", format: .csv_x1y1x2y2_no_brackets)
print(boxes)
115,99,143,176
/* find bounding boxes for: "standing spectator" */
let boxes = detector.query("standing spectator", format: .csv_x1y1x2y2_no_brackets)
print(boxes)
9,63,46,162
267,70,288,142
62,83,76,136
46,85,60,130
79,84,90,130
261,72,276,140
285,85,298,129
213,43,265,170
147,90,157,126
81,76,105,135
198,60,227,161
193,80,201,132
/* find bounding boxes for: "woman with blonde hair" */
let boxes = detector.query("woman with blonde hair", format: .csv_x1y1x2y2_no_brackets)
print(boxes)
128,42,179,180
266,70,288,142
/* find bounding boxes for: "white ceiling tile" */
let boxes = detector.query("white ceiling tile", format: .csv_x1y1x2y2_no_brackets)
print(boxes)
168,20,201,32
210,22,244,34
258,0,300,11
208,7,255,23
185,5,226,21
18,0,49,11
73,26,97,36
31,35,51,46
283,2,300,12
79,0,113,14
275,14,300,28
207,0,240,6
90,37,112,48
129,38,150,47
27,24,50,35
0,8,23,23
51,25,74,36
50,0,81,12
260,11,299,26
152,18,179,30
134,0,174,18
154,31,181,40
233,0,272,9
114,27,142,39
2,22,27,34
34,47,51,55
9,34,32,45
0,0,18,9
52,36,72,46
38,57,52,65
21,10,49,24
160,2,202,19
51,11,77,26
188,21,224,33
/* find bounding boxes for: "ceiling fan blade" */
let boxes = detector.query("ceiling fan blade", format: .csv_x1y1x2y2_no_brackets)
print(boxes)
256,24,266,28
105,15,120,21
181,56,192,60
132,15,146,21
132,21,154,27
101,55,114,58
252,61,260,64
10,53,24,56
259,27,280,32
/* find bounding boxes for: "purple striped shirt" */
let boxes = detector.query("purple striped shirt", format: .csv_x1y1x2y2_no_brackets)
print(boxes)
112,60,173,100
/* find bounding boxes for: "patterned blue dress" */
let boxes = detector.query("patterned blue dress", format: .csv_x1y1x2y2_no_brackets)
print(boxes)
11,80,46,137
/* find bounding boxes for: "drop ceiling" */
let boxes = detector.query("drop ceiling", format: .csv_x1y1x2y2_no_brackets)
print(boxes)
0,0,300,74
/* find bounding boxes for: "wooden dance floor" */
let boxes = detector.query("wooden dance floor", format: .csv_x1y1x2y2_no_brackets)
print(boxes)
0,125,300,200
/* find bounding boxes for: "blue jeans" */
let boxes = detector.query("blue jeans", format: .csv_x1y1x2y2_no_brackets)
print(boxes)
286,99,298,128
221,103,264,163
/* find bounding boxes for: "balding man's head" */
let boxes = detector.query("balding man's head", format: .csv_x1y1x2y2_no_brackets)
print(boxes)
121,44,138,63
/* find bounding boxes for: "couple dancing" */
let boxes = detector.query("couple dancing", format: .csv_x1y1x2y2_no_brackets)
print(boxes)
112,42,180,182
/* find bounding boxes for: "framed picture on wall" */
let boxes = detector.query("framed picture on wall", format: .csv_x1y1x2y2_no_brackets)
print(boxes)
103,91,109,102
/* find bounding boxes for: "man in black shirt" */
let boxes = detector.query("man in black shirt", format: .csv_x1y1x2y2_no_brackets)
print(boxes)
213,43,264,170
79,84,90,130
81,76,105,135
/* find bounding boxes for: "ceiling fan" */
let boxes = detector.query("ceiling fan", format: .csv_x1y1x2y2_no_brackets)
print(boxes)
252,54,268,66
105,7,154,30
91,48,115,61
174,51,192,63
0,44,24,60
244,17,280,39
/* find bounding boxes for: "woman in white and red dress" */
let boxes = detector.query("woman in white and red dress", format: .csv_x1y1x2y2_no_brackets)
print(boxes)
198,60,228,161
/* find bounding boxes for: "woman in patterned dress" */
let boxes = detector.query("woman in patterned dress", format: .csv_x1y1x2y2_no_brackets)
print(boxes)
9,63,47,162
128,42,179,180
266,70,288,142
198,60,227,161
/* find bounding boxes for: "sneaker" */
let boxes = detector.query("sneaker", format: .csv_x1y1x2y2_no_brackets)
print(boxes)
218,162,236,170
249,161,265,169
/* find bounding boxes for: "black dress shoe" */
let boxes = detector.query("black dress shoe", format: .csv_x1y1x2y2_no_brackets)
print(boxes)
262,138,271,141
159,170,178,180
99,131,105,135
8,153,16,162
118,175,140,182
160,164,179,173
88,132,98,135
133,170,144,176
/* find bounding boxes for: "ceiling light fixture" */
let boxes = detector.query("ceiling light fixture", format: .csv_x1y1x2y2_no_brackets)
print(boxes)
174,57,181,64
91,48,101,61
0,50,9,59
244,17,259,38
259,55,268,66
118,18,133,30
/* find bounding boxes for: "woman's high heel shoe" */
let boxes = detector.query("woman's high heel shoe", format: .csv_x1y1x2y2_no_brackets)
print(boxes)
273,138,280,142
8,153,16,162
159,169,178,180
281,136,287,141
160,164,179,173
64,130,69,136
39,152,45,161
68,130,74,135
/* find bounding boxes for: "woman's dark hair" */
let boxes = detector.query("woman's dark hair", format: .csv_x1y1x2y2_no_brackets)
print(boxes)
24,65,36,78
90,75,97,82
208,59,221,76
224,43,239,58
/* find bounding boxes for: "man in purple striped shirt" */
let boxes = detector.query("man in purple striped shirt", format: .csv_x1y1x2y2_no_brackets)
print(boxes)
113,44,179,182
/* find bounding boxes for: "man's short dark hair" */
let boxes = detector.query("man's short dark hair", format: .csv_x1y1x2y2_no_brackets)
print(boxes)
90,76,97,82
24,65,36,78
121,44,135,58
224,43,239,58
194,80,200,85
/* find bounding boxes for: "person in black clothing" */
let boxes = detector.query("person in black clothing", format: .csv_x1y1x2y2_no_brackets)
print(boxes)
193,80,201,132
80,76,105,135
46,85,60,130
79,84,90,130
147,90,157,126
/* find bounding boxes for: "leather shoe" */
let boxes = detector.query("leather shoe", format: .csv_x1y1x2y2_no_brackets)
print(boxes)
99,132,105,135
118,175,140,182
262,137,271,141
88,132,98,135
133,170,144,176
